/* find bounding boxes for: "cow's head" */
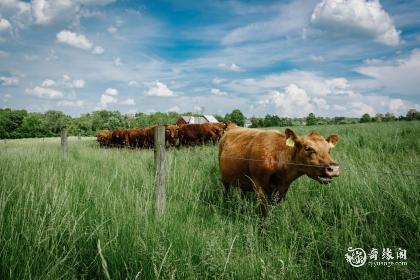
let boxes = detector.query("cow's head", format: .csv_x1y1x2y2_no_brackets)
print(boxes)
285,128,339,184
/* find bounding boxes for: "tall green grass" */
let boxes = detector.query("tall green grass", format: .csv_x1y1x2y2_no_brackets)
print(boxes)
0,122,419,279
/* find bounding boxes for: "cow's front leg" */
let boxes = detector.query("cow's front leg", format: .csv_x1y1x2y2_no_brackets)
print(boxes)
270,185,290,203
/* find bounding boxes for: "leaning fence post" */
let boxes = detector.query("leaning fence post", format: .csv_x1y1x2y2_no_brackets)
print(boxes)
154,125,166,217
61,127,68,160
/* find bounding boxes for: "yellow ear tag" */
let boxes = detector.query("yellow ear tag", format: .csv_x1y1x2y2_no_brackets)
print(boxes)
286,137,295,147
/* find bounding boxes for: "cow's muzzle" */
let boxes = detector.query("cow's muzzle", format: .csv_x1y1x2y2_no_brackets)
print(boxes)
316,163,339,184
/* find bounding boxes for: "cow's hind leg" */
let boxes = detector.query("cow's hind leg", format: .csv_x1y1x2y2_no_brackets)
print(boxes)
222,181,230,194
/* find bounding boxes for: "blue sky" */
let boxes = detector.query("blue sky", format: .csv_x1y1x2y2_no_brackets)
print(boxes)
0,0,419,117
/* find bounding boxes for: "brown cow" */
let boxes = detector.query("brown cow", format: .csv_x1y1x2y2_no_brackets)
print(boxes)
96,130,112,147
178,124,217,145
128,128,147,148
111,129,127,147
219,128,339,216
165,125,179,146
144,127,155,148
202,123,225,142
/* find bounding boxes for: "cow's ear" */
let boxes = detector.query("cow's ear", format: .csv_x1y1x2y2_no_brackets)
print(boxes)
285,128,300,147
326,134,339,148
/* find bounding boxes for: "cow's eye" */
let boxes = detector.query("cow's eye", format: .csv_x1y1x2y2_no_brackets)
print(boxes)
304,146,315,153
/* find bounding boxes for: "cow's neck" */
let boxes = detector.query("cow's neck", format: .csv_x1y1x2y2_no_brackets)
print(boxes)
277,148,304,186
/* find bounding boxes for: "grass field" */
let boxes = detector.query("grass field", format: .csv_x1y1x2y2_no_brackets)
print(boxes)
0,122,419,279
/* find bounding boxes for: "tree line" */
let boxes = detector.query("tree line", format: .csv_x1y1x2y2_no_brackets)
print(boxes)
0,107,418,139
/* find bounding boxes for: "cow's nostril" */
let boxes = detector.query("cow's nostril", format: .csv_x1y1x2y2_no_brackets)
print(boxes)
326,166,333,172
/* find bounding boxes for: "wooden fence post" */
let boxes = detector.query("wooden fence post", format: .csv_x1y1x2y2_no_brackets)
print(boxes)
78,132,81,141
61,128,68,160
154,126,166,217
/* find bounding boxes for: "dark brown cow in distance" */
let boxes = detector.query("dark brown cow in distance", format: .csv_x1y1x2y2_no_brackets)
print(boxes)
219,127,340,216
128,128,147,148
96,130,112,146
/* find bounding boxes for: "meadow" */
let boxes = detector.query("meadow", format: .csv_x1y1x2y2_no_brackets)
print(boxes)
0,122,419,279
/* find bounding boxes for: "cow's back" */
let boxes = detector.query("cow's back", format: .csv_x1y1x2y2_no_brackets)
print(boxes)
219,128,286,190
219,128,261,187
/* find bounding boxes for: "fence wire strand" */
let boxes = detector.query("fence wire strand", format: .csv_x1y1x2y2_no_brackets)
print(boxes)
94,141,420,178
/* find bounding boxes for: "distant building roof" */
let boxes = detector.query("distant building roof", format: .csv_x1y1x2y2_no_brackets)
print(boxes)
203,115,218,123
176,115,219,124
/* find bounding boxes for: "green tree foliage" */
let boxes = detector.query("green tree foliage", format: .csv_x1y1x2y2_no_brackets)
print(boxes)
406,109,420,120
213,114,224,122
306,113,317,126
360,113,371,123
225,109,245,126
0,107,417,139
373,113,384,122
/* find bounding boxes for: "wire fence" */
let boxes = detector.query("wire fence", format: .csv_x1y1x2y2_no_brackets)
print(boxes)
94,140,420,178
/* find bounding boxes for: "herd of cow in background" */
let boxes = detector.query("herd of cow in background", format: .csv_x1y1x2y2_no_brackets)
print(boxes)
96,121,238,148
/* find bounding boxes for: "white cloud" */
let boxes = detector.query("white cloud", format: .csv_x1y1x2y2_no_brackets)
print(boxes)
56,30,93,50
114,57,122,67
98,87,119,109
232,70,416,117
120,98,135,105
218,63,242,72
355,49,420,96
107,25,117,33
0,76,19,86
31,0,115,25
211,88,228,96
0,0,30,13
350,102,374,115
92,46,104,55
72,79,85,88
311,0,400,46
41,79,56,87
333,104,346,111
26,86,63,99
145,81,174,97
99,94,117,108
264,84,314,117
221,0,310,45
227,70,353,97
128,80,139,87
389,99,404,112
57,100,84,107
308,55,324,62
167,105,180,112
24,54,40,61
105,88,118,96
32,0,77,24
313,97,330,110
2,93,12,102
212,78,226,84
0,18,11,31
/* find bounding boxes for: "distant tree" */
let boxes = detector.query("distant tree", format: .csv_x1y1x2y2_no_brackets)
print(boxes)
406,109,420,121
306,113,317,126
250,117,264,128
373,113,384,122
17,113,48,138
43,110,70,134
225,109,245,126
383,112,396,122
213,114,224,122
360,113,371,123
